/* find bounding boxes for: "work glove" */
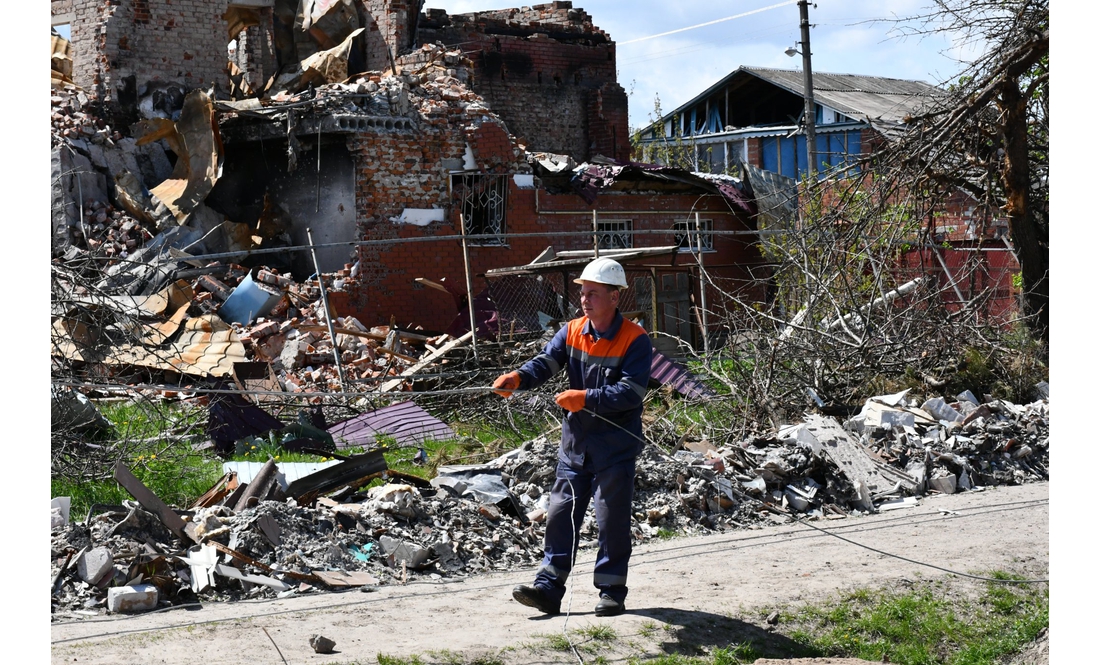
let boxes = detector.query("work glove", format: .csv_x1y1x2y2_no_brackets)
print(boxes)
492,371,521,398
555,389,587,413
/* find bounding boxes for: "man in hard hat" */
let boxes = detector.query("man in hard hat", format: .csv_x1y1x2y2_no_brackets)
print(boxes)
492,257,652,617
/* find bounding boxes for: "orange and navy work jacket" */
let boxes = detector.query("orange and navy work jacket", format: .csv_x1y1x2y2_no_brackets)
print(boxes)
516,310,652,470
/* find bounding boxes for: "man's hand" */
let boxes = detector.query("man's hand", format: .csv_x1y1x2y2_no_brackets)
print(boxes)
492,371,521,397
555,389,587,413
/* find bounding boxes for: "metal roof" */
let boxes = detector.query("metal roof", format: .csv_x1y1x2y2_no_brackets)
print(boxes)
652,66,943,131
743,67,943,124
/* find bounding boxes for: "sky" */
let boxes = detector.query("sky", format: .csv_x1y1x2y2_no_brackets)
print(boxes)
425,0,986,130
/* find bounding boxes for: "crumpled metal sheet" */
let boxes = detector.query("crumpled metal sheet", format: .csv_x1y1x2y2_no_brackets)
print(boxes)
649,350,716,399
300,0,360,49
271,27,364,95
51,33,73,85
570,162,757,220
327,401,456,449
55,314,247,378
133,90,224,227
208,393,286,451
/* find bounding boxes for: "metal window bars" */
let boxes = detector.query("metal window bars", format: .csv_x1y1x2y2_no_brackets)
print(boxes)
596,219,633,250
673,219,713,252
452,173,508,245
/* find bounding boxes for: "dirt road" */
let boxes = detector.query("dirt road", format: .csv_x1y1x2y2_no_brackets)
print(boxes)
50,482,1049,665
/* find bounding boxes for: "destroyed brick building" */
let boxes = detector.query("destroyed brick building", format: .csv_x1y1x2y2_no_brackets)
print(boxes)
634,66,1022,323
51,0,762,346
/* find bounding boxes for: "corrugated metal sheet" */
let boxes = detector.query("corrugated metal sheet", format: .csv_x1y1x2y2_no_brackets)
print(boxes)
649,66,943,136
650,350,715,399
741,67,942,124
51,313,247,378
327,401,456,449
223,460,341,484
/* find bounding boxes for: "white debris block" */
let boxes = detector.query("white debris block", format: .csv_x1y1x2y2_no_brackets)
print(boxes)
107,584,159,613
929,474,957,494
957,390,980,406
878,410,915,428
777,423,821,454
921,397,963,423
51,497,71,523
1035,381,1049,399
877,497,919,511
391,208,445,226
77,547,114,584
784,489,810,512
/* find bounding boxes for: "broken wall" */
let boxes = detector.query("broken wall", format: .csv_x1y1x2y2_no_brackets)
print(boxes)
418,2,629,163
348,175,762,333
68,0,229,109
205,136,359,277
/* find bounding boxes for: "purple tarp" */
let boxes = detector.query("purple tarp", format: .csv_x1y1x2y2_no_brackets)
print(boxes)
327,401,456,449
650,350,716,399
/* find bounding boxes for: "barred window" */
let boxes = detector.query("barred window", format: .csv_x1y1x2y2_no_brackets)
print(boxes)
673,219,714,252
597,219,633,249
452,173,508,245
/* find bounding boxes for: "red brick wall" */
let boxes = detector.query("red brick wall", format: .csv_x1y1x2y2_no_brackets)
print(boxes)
70,0,228,103
418,2,629,162
344,168,764,333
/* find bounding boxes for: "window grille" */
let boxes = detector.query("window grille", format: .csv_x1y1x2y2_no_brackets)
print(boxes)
452,173,508,245
673,219,714,252
597,219,633,249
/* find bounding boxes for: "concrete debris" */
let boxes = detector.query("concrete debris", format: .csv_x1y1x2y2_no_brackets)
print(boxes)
310,634,337,654
51,388,1047,619
106,584,159,613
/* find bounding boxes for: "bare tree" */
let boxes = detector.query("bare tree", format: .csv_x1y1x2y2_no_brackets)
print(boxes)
890,0,1049,345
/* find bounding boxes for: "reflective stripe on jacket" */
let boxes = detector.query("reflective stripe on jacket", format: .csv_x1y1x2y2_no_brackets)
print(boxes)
517,310,652,470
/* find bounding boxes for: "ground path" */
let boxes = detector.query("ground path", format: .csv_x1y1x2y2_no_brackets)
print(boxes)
51,482,1049,665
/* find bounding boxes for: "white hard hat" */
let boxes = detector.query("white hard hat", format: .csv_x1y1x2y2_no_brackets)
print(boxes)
574,257,628,289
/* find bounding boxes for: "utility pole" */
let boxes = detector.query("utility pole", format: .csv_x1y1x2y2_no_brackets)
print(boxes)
798,0,817,181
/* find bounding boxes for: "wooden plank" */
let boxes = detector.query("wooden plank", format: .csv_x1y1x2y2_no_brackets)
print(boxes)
285,450,389,501
113,462,198,543
190,471,239,509
208,541,317,583
379,330,473,392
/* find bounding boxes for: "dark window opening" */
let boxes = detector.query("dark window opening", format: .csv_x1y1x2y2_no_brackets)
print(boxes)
453,173,509,245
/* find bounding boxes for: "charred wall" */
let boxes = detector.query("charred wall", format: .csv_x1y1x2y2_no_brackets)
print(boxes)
206,135,359,279
418,2,629,163
68,0,229,110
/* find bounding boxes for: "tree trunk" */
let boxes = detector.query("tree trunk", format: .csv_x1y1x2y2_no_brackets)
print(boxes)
999,77,1048,344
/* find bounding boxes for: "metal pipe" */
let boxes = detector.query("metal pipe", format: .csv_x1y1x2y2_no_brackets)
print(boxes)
592,209,599,258
695,212,710,357
306,227,347,391
458,213,480,361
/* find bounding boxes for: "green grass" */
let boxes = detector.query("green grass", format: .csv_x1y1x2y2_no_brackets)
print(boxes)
376,655,425,665
784,573,1048,665
52,455,225,519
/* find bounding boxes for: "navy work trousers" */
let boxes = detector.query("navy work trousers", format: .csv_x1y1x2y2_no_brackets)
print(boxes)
532,456,636,604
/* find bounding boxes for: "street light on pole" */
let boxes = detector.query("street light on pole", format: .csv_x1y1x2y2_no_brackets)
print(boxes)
786,0,816,181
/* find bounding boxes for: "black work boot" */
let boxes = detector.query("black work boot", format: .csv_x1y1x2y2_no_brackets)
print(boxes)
594,594,625,616
512,584,561,615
